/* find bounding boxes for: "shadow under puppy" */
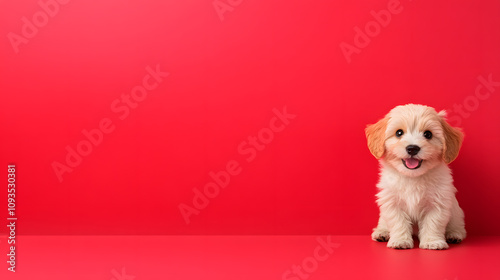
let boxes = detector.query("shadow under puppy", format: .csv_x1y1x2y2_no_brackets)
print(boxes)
366,104,466,250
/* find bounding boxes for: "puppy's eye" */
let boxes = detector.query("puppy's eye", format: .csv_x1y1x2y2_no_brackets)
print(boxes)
423,131,432,139
396,129,404,137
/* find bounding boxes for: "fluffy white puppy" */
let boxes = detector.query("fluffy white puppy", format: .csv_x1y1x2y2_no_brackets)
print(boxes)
366,104,466,250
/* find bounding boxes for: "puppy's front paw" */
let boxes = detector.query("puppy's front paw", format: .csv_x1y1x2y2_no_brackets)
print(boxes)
372,229,390,242
387,238,414,249
419,240,449,250
446,231,466,244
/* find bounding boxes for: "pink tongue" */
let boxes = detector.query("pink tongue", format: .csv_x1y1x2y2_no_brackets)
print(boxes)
405,158,420,169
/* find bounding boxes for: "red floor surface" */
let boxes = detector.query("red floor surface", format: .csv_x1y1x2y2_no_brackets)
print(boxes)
1,235,499,279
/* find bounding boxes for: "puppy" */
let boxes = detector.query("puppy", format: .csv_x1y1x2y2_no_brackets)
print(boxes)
365,104,466,250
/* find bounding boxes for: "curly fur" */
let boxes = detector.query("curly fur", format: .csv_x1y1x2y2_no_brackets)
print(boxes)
366,104,466,250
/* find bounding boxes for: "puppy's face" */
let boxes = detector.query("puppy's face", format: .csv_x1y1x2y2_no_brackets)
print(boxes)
366,104,463,177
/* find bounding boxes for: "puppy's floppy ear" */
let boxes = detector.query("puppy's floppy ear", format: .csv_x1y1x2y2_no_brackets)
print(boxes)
439,111,464,164
365,117,388,159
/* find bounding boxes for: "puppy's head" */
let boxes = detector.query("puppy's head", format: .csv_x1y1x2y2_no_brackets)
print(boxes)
365,104,463,177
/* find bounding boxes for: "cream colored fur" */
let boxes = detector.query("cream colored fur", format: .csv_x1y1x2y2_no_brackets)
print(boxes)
366,104,466,250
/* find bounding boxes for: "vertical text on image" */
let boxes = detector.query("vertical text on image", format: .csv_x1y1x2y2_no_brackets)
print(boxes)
7,164,17,272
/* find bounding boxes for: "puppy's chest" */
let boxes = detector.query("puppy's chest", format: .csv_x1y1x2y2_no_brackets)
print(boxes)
386,179,437,219
397,187,429,217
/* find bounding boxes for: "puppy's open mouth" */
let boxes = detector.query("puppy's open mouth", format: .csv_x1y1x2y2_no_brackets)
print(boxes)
402,158,423,169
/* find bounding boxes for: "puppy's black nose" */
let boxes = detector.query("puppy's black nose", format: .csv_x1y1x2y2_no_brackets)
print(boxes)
406,145,420,156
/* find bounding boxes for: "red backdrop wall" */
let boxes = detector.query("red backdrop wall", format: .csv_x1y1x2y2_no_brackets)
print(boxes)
1,0,499,235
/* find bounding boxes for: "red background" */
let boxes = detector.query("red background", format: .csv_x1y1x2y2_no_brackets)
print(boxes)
1,0,499,236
